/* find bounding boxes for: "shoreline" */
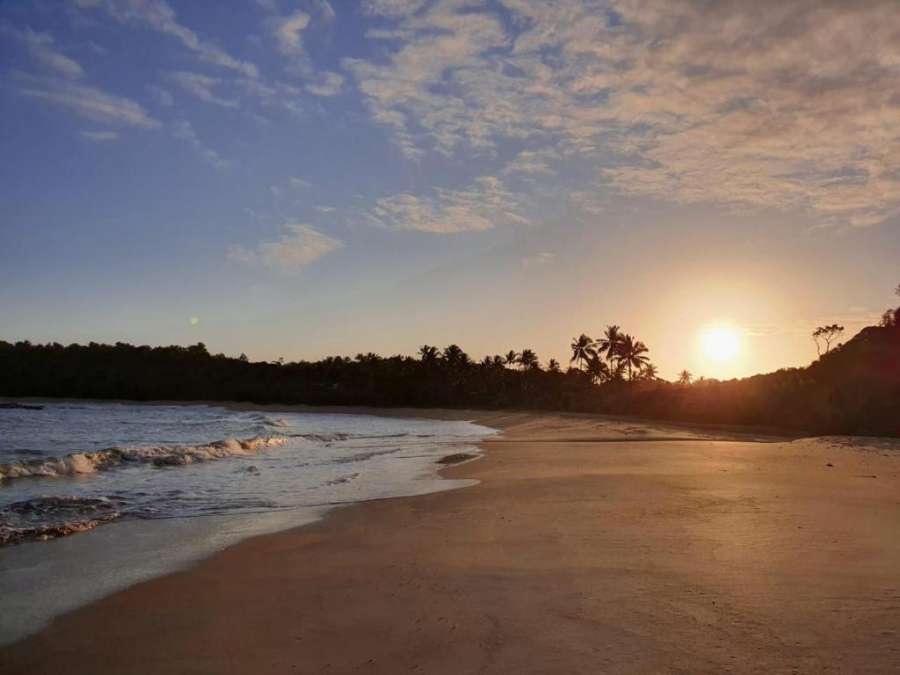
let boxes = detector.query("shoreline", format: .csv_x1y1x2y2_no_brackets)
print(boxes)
0,404,496,647
2,395,803,442
4,407,900,672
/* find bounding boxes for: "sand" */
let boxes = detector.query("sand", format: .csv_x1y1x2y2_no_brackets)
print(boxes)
3,409,900,674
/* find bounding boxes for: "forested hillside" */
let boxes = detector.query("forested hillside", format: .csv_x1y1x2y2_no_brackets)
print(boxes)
2,311,898,437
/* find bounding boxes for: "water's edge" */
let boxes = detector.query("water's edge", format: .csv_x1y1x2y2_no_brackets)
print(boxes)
0,404,498,647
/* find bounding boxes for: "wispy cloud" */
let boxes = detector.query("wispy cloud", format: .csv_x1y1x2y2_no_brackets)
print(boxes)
272,10,310,55
345,3,509,159
3,25,85,80
74,0,258,78
521,251,555,268
171,120,232,170
228,223,343,272
501,149,558,177
146,84,174,107
19,77,161,128
348,0,900,227
361,0,429,18
367,176,529,234
593,0,900,227
305,71,344,97
169,71,238,108
80,129,119,142
747,308,885,339
267,3,340,99
269,176,312,197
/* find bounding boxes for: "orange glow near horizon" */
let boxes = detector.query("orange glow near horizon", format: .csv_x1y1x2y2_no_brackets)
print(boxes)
697,322,745,379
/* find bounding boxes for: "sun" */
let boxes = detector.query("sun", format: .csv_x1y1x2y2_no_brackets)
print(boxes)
700,325,741,362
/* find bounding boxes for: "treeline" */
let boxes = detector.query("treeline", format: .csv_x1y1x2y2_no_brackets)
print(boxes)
1,305,898,437
0,340,603,410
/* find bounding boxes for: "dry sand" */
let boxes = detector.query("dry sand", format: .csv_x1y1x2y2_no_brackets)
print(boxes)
3,409,900,674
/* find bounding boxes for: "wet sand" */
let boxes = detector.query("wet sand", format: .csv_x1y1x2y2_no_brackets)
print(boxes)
4,410,900,674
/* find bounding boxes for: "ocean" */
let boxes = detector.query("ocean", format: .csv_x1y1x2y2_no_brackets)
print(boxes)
0,401,493,644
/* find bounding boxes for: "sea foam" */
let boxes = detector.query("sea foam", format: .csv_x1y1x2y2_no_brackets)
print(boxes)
0,436,285,481
0,495,122,545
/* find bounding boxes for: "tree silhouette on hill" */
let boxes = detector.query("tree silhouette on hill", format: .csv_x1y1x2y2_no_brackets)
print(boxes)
813,324,844,356
2,284,898,437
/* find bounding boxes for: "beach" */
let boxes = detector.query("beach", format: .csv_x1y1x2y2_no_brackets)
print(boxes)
4,409,900,674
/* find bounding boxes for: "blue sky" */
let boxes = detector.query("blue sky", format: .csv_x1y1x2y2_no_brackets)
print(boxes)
1,0,899,379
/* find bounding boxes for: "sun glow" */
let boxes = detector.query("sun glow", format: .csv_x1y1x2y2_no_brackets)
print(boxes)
700,324,741,362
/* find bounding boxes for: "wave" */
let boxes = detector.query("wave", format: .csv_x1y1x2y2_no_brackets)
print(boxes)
289,432,411,442
0,496,122,546
290,432,351,442
323,472,359,486
330,447,400,464
10,448,45,457
0,436,285,482
0,516,121,546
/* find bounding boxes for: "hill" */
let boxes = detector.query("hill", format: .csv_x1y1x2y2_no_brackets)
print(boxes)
600,324,900,436
1,319,898,437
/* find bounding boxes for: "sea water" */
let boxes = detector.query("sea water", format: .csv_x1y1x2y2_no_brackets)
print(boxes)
0,401,494,644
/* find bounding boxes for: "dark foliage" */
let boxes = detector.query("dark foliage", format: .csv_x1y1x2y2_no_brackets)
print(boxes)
598,323,900,436
0,340,598,411
1,317,898,437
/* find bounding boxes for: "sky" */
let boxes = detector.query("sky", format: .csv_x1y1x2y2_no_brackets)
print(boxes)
1,0,899,380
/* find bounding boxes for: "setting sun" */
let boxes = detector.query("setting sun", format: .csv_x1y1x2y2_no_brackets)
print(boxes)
3,2,900,672
700,325,741,362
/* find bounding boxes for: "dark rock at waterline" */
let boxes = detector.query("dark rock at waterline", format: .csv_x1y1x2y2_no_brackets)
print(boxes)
437,453,477,465
0,402,44,410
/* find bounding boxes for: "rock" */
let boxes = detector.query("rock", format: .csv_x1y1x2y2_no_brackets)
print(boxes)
0,402,44,411
437,452,477,465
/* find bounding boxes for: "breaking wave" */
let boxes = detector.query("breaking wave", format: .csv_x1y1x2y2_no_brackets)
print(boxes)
0,496,122,546
0,436,285,482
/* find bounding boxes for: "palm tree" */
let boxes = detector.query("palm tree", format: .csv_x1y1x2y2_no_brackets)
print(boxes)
586,355,611,384
492,355,506,368
597,325,622,368
442,344,469,366
548,358,561,373
642,363,659,380
677,369,693,385
505,350,519,368
569,334,596,371
617,334,649,380
518,349,539,370
609,359,626,381
418,344,439,363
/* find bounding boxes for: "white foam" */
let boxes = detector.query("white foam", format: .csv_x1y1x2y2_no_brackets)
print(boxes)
0,436,286,481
